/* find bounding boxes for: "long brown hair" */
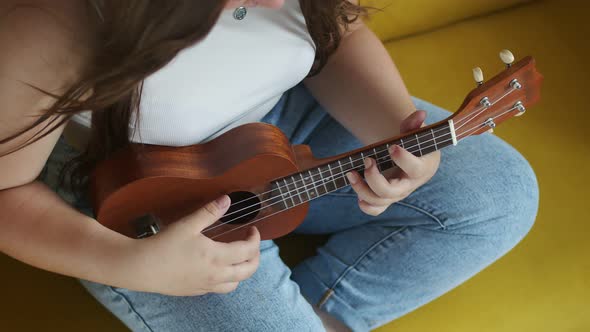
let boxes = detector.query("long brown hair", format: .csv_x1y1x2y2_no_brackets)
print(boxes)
2,0,367,198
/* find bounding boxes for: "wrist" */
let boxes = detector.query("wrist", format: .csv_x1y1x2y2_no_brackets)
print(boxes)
77,221,145,291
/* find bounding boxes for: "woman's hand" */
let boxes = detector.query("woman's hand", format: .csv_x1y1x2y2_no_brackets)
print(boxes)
345,110,441,216
128,195,261,296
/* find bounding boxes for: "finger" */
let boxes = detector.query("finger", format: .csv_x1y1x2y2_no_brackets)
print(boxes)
389,145,423,179
211,282,240,294
214,227,261,264
387,176,415,198
362,157,398,199
345,171,391,206
181,195,232,232
400,110,426,134
218,251,260,283
358,200,388,216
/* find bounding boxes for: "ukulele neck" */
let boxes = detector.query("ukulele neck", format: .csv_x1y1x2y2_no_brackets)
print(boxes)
270,120,457,208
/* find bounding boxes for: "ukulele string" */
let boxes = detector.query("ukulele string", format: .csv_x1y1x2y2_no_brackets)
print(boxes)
204,95,520,235
455,87,516,131
206,139,453,238
205,104,521,239
202,130,454,234
201,127,454,233
205,86,518,220
203,131,458,235
228,124,451,208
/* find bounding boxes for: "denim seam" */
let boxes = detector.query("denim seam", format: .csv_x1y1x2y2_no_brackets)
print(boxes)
325,193,446,230
320,226,407,309
318,200,445,326
107,287,155,332
315,226,408,329
394,201,447,230
325,192,356,197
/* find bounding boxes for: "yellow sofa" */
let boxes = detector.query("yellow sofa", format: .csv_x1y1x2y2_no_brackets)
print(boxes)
2,0,588,331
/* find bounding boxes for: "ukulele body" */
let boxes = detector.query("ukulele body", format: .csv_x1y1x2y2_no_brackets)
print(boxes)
90,122,318,242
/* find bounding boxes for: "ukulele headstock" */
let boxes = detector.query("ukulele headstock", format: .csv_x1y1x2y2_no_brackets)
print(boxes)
451,50,543,139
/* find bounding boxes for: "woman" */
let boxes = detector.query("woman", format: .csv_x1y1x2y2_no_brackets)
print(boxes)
0,0,539,331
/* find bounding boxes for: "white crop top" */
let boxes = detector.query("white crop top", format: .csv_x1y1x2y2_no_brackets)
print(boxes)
72,0,315,146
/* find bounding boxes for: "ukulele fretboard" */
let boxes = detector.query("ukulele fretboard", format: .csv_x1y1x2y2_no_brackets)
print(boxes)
269,122,455,209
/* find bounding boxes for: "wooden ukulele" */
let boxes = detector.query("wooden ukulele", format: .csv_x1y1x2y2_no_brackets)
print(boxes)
89,51,542,242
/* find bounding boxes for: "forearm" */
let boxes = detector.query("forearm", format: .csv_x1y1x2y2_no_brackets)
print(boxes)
304,23,416,145
0,181,137,288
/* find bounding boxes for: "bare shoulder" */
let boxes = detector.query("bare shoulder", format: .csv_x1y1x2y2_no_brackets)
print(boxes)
0,0,94,188
0,0,93,138
0,0,93,93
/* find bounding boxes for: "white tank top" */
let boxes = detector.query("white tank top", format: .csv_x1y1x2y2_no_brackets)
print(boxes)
72,0,315,146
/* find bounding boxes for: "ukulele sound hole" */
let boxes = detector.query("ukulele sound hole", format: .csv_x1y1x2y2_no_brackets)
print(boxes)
219,191,261,225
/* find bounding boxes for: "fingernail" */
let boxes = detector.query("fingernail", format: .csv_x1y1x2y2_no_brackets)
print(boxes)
364,158,372,169
389,145,398,155
215,195,230,208
346,172,357,185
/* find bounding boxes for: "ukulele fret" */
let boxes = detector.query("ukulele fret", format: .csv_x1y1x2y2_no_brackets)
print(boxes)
373,148,381,172
307,170,318,198
431,128,438,150
338,160,348,186
289,175,304,204
299,173,312,201
319,167,329,194
349,156,357,175
328,163,337,190
415,134,423,156
283,178,296,207
360,152,366,176
275,179,289,209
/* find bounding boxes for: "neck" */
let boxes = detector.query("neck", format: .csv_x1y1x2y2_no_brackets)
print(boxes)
270,120,456,208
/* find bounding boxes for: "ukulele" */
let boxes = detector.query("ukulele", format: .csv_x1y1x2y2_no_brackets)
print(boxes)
89,50,542,242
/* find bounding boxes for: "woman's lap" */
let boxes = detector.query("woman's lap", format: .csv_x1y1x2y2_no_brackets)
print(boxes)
40,84,539,332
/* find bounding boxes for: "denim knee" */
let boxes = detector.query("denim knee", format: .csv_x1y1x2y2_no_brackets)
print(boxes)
496,145,539,246
462,137,540,250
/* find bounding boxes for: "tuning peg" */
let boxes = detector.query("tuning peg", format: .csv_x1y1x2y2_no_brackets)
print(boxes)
487,128,494,134
473,67,484,86
500,49,515,68
514,101,526,117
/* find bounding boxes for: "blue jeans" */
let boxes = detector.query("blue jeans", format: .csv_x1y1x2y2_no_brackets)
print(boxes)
40,84,539,331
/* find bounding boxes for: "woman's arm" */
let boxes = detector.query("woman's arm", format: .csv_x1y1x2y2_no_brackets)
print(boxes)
303,15,416,145
303,5,441,216
0,3,137,288
0,182,139,285
0,3,261,296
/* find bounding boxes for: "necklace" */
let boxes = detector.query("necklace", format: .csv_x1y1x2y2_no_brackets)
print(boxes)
233,6,248,20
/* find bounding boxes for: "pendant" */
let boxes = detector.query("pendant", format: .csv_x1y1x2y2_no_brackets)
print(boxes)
233,6,247,20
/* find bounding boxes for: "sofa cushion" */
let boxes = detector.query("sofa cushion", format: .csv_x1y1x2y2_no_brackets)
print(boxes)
374,1,590,330
360,0,535,41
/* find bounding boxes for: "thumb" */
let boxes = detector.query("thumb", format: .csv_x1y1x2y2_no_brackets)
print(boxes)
180,195,231,232
400,110,426,134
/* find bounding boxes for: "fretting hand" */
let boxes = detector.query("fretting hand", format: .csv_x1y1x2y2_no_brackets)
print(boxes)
345,110,441,216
